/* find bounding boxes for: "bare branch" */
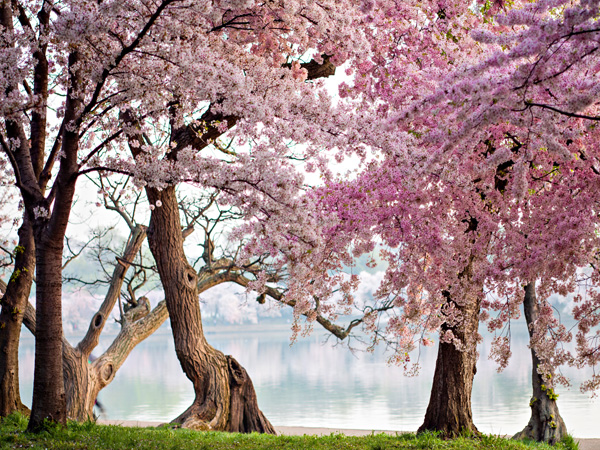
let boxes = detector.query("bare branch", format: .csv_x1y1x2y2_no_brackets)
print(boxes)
523,101,600,121
78,129,124,168
77,224,147,356
75,166,132,178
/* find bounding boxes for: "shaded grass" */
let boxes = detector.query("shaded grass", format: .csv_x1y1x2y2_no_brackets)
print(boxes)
0,413,578,450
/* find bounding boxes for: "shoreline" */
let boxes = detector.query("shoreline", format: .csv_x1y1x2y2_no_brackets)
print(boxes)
97,420,600,450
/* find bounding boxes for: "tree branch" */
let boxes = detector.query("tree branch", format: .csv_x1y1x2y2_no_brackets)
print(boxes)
81,0,181,120
77,224,147,356
74,166,132,179
523,101,600,121
78,129,124,169
91,299,168,389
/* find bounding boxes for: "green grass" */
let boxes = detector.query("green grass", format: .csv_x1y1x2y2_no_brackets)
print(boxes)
0,413,579,450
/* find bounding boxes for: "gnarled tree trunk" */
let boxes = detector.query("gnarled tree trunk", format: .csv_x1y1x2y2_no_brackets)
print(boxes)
118,55,339,433
23,225,169,422
146,185,274,433
513,282,567,444
63,224,149,421
24,296,169,422
0,216,35,417
63,299,168,421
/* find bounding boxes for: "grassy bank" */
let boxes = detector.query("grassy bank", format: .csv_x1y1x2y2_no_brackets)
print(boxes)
0,414,578,450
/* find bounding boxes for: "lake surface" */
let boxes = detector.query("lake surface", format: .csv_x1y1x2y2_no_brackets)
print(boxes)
18,319,600,438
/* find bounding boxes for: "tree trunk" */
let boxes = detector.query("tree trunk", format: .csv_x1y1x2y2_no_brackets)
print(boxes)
418,253,481,437
513,282,567,444
25,303,94,421
28,239,67,429
62,346,96,422
63,225,149,421
417,300,481,437
22,224,169,422
146,186,275,433
0,217,34,417
62,300,169,421
24,295,169,422
26,45,82,431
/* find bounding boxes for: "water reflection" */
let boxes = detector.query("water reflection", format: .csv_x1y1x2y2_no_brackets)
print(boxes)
18,319,600,438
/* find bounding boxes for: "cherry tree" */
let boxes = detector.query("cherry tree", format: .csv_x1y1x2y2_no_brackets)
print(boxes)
418,0,600,441
240,0,600,440
88,171,371,427
235,0,507,437
0,0,385,431
349,0,600,440
9,0,596,437
24,222,169,421
0,166,171,421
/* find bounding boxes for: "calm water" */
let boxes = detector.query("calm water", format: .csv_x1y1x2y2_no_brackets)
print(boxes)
18,320,600,438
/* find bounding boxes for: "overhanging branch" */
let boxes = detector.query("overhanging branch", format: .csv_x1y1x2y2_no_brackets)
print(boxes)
523,101,600,121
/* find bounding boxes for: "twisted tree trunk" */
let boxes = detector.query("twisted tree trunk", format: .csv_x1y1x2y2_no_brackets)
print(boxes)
64,224,149,421
513,282,567,444
0,216,35,417
146,186,274,433
117,54,339,432
24,298,168,421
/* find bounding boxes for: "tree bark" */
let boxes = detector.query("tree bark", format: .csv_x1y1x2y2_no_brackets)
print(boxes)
116,53,340,433
24,297,168,421
60,224,167,422
0,216,34,417
145,186,275,433
0,0,49,419
64,299,168,421
513,282,567,444
22,225,169,422
29,238,67,429
418,251,481,437
27,47,82,431
417,298,481,436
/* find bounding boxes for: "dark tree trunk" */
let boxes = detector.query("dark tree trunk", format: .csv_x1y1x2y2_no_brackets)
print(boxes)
513,283,567,444
0,217,34,416
418,253,481,437
24,304,92,421
0,0,48,419
145,186,275,433
27,48,81,432
418,299,481,437
28,239,67,429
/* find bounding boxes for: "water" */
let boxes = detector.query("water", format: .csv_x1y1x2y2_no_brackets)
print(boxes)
17,320,600,438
